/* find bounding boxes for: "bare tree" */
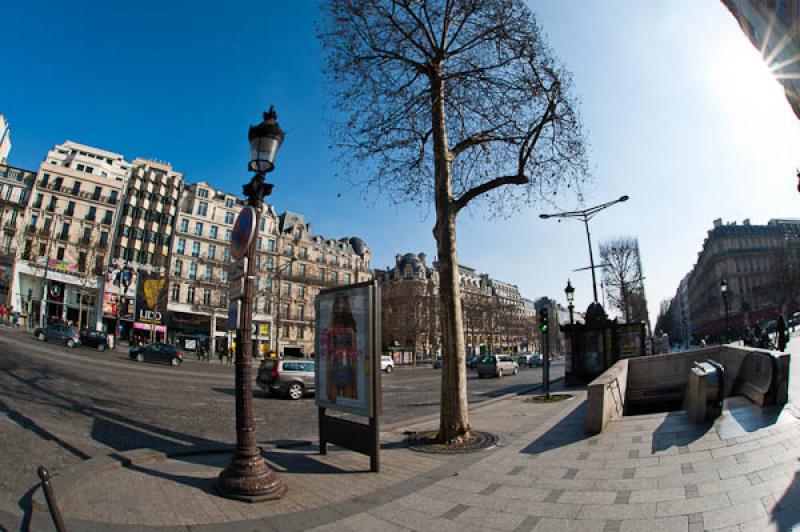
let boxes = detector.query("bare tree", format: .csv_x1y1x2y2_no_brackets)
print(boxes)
599,237,648,324
319,0,587,443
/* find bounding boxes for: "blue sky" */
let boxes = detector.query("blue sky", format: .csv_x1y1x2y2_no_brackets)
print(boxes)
3,1,800,322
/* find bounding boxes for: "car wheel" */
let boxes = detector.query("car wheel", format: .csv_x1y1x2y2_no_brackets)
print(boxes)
386,365,393,373
497,368,504,378
38,333,45,341
513,367,519,376
171,357,181,367
67,339,75,348
97,344,106,352
287,382,304,400
136,353,145,362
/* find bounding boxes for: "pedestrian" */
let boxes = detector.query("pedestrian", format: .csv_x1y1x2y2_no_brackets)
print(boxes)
12,309,19,329
218,344,224,364
0,303,6,324
777,315,789,352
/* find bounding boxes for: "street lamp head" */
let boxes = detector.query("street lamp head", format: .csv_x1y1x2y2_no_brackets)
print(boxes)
720,278,728,294
564,279,575,304
618,195,629,202
248,105,285,174
539,214,550,219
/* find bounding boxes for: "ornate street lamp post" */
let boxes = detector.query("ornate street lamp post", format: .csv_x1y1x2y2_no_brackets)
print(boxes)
720,278,730,344
565,279,575,325
217,106,286,502
540,196,629,304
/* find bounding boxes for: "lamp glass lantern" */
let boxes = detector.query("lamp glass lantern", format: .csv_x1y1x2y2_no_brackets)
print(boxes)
565,279,575,304
248,106,285,174
720,279,728,295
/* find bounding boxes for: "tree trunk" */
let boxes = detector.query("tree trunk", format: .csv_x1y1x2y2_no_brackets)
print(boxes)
430,68,470,443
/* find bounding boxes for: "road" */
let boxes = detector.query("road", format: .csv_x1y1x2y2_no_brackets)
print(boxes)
0,327,560,505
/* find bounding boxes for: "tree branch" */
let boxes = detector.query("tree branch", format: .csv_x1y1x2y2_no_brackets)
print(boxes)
452,174,529,213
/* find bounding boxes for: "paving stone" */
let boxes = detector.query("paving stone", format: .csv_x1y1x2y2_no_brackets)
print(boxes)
603,520,621,531
656,470,721,488
453,506,528,532
687,512,702,524
513,515,541,532
628,487,685,503
726,474,794,505
543,489,564,503
504,499,582,519
575,503,656,521
695,475,750,496
701,500,766,530
618,516,688,532
531,518,606,532
557,490,617,505
655,492,730,518
397,493,460,517
593,478,659,492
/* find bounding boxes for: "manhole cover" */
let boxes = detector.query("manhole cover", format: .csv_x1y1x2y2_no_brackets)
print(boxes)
407,430,498,454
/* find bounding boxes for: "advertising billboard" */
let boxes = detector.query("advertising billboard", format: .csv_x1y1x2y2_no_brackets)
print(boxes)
135,273,168,330
315,282,376,417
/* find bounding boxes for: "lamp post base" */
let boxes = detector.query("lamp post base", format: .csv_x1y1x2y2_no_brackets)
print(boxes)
216,453,286,502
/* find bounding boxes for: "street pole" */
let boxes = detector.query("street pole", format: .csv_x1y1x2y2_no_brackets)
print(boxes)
217,105,285,502
583,218,599,304
724,294,730,344
568,303,574,325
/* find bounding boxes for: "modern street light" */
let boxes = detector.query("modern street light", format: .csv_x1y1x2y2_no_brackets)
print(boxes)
216,105,286,502
720,278,730,344
540,195,629,304
564,279,575,325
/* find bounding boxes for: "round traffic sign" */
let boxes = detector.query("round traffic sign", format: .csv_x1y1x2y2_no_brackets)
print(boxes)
231,206,257,260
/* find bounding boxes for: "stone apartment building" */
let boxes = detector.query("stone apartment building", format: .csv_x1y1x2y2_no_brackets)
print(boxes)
685,218,800,339
108,158,183,338
166,186,372,357
11,141,130,329
0,164,35,306
377,254,535,363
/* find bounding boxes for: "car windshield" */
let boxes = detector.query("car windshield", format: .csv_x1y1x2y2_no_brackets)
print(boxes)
480,356,496,364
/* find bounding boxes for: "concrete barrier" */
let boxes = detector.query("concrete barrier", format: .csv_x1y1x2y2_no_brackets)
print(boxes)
587,358,628,435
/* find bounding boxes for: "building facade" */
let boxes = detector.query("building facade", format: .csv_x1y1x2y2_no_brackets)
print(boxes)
0,164,35,306
684,218,800,340
722,0,800,119
11,141,130,329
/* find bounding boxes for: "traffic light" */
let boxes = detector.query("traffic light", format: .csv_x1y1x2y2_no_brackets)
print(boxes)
539,307,549,333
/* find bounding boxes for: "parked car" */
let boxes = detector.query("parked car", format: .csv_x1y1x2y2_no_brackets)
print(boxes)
257,358,315,400
476,354,518,378
528,354,543,367
129,343,183,366
33,324,80,348
468,355,482,369
432,358,443,369
381,355,394,373
80,329,109,351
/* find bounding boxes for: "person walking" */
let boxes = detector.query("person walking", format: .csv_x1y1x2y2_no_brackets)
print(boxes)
777,314,789,352
0,303,6,324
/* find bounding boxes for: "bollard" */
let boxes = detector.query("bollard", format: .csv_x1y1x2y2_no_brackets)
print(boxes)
37,466,66,532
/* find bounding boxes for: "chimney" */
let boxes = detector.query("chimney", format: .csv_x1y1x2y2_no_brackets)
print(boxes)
743,218,750,226
713,218,722,228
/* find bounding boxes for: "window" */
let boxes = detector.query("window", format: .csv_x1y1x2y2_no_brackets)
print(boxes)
187,285,195,303
282,325,290,338
203,288,212,305
205,265,213,281
81,227,91,244
285,244,293,256
65,201,75,217
225,198,233,208
121,225,131,237
171,284,180,302
298,264,306,277
56,247,65,260
109,190,118,205
92,186,101,201
132,227,143,240
225,230,232,242
210,226,218,239
344,273,351,284
298,327,305,340
268,239,276,252
220,270,228,283
103,210,113,225
189,262,197,280
298,304,305,320
259,217,265,231
39,174,49,188
282,283,291,297
71,181,81,195
197,188,209,198
300,248,308,259
225,212,234,224
177,238,186,255
86,206,96,221
255,255,261,268
52,177,62,191
33,193,43,209
285,262,292,276
257,237,262,250
47,196,57,212
179,219,188,232
207,245,216,260
191,241,200,257
330,272,337,284
267,256,274,270
197,201,208,216
29,214,38,229
173,259,183,277
223,248,231,262
194,222,203,236
298,285,306,298
59,222,70,240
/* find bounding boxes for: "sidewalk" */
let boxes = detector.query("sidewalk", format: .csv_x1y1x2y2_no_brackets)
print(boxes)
5,380,800,531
